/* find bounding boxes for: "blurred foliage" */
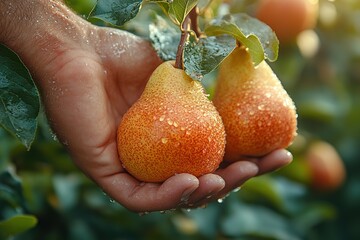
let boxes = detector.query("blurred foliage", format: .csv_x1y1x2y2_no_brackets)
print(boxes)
1,0,360,239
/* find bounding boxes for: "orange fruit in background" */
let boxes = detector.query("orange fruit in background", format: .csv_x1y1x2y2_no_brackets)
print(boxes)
117,61,226,183
306,141,346,191
255,0,319,44
213,47,298,161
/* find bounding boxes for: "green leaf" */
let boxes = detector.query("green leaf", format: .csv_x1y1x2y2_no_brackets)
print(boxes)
0,44,40,149
65,0,97,17
0,170,26,210
221,201,301,240
242,176,307,213
149,15,180,61
169,0,198,26
0,215,38,238
205,13,279,65
183,35,236,81
149,0,198,26
89,0,142,26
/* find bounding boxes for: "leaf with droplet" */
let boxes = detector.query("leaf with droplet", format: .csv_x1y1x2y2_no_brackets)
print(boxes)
0,44,40,149
205,13,279,65
149,15,180,61
89,0,142,26
183,35,236,81
148,0,198,26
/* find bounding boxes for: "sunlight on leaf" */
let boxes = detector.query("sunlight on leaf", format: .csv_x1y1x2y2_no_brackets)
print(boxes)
149,0,198,26
149,15,180,61
205,13,279,65
0,215,38,238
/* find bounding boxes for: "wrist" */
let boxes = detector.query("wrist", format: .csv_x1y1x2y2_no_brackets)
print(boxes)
0,0,92,79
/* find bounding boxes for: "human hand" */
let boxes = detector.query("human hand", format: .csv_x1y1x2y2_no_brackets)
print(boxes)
0,0,292,213
39,26,292,212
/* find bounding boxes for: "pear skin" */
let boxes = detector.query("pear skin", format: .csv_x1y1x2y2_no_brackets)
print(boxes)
213,47,297,161
117,61,226,183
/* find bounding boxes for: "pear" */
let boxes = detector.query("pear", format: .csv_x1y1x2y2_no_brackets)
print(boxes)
117,61,226,183
306,140,345,191
213,47,297,161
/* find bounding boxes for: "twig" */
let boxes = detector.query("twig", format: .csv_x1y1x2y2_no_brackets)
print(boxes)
175,16,191,69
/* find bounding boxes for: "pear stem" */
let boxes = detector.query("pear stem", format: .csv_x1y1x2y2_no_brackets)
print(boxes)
175,16,191,69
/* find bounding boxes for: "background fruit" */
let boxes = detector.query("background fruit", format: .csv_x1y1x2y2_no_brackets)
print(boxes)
213,47,297,161
255,0,319,44
306,140,346,191
117,61,226,183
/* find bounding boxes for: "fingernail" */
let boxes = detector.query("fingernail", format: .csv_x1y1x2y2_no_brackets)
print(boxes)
181,187,195,203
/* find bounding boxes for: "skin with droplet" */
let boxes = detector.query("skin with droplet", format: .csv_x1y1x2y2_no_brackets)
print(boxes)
213,47,297,161
117,61,226,183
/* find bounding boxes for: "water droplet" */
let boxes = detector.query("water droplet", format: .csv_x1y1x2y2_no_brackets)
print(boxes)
167,119,173,125
173,122,179,127
52,134,58,141
232,187,241,193
138,212,150,216
265,92,272,98
159,115,165,121
180,127,186,131
161,138,168,144
258,105,265,110
249,111,255,115
217,198,224,203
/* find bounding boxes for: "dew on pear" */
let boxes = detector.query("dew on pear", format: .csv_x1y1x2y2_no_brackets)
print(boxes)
258,105,265,110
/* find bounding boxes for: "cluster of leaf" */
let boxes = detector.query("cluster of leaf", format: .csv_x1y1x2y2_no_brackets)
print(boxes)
68,0,279,80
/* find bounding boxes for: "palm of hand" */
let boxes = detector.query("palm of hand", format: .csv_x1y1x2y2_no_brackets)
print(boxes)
39,26,291,212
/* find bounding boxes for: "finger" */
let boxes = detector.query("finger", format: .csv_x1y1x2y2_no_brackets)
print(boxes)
255,149,293,175
98,173,199,213
182,174,225,207
193,161,259,207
